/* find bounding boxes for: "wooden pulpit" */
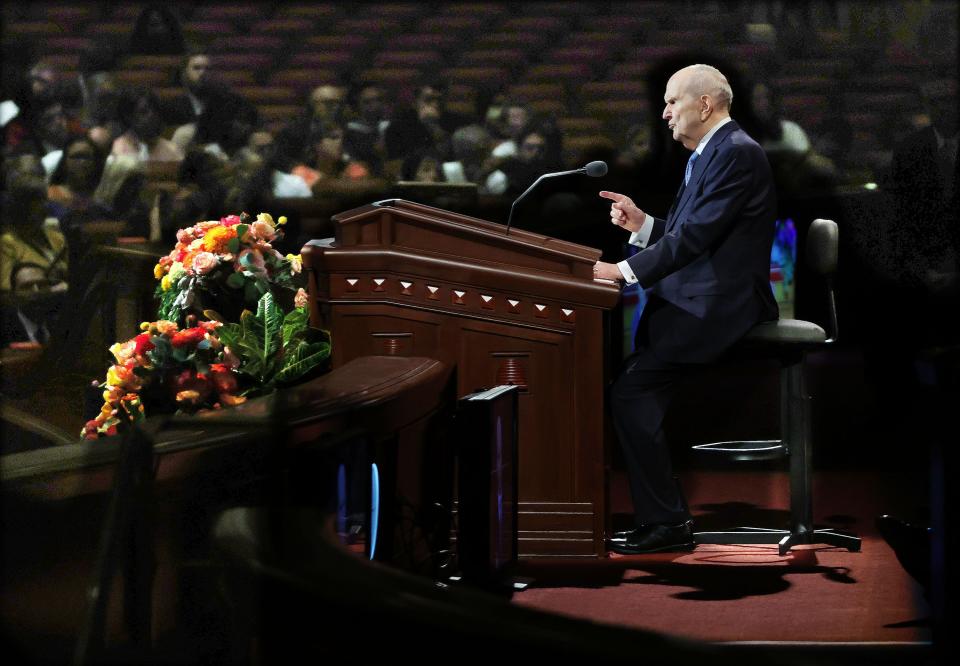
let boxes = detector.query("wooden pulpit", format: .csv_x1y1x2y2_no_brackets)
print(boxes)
302,199,621,558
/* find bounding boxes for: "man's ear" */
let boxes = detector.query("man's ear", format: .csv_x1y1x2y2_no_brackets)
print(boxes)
700,95,712,119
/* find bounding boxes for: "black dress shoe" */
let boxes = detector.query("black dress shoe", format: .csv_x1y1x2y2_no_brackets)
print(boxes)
608,521,695,555
610,527,645,542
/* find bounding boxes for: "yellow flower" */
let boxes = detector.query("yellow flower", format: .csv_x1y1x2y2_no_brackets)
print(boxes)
285,253,302,274
153,263,165,279
256,212,275,227
161,274,173,291
277,216,287,225
202,225,237,254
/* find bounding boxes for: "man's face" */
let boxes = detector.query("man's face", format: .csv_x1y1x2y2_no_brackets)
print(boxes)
416,87,442,122
184,55,210,90
519,132,545,162
29,65,55,98
662,71,703,150
358,86,385,122
505,106,529,137
64,140,98,185
310,85,345,121
131,97,161,141
39,103,68,147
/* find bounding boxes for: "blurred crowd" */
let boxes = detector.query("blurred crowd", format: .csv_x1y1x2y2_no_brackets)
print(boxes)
1,4,954,348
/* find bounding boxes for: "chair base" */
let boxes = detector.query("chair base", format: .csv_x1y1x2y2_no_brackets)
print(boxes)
694,526,862,556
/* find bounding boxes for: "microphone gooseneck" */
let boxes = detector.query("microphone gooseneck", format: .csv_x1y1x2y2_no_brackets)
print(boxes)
505,161,608,235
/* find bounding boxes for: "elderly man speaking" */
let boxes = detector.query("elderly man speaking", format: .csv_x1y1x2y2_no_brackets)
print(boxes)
594,64,778,555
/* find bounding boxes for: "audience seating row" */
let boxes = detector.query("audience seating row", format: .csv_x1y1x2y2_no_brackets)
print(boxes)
4,1,957,174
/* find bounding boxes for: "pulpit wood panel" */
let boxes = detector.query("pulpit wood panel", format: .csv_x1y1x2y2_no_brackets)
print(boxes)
302,199,620,558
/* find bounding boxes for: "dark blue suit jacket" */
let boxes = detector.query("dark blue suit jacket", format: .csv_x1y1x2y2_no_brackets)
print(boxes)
626,120,779,363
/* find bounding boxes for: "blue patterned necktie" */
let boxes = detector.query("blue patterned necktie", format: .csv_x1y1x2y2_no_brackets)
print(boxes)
685,150,699,186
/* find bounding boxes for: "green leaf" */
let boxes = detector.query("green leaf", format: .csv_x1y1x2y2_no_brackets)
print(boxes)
243,279,259,305
236,224,248,240
216,323,241,350
227,237,240,254
255,292,283,359
282,307,308,348
226,272,246,289
275,340,330,384
203,309,225,322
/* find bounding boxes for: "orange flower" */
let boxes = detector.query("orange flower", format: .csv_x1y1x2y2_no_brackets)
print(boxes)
171,327,207,347
201,225,237,254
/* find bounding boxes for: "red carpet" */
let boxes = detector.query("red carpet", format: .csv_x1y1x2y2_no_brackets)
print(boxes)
512,469,931,645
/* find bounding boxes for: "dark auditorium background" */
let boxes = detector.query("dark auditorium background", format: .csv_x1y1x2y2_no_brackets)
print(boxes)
1,1,958,664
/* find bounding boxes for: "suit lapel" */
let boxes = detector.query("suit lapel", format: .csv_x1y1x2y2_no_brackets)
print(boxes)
666,121,739,229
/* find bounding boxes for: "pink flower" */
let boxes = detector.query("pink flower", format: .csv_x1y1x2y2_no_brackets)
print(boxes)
294,287,309,308
192,251,219,274
221,215,242,226
236,248,266,274
176,228,193,244
249,220,277,242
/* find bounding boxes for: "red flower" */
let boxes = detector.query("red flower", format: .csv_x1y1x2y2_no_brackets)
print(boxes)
171,327,207,347
221,215,242,226
170,369,213,404
133,333,155,355
209,365,238,394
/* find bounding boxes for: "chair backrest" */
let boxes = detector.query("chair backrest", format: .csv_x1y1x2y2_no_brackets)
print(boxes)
807,218,839,341
806,218,838,277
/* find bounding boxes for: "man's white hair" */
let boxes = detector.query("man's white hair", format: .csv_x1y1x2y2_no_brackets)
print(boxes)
682,64,733,111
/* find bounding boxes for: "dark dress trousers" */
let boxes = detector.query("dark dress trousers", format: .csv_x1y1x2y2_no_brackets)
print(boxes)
612,120,779,526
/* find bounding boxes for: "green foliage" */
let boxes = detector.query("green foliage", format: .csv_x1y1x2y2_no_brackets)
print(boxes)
217,292,330,393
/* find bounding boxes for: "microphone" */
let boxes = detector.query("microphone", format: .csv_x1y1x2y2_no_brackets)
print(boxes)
505,161,607,235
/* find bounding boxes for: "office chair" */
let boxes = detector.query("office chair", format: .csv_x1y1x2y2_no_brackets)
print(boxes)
692,218,862,556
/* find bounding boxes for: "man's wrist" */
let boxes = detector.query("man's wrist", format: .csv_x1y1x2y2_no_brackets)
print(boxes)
617,260,638,284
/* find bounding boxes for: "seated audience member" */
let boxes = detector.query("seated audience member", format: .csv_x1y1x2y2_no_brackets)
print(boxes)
245,131,313,200
3,153,46,190
111,87,183,163
278,83,348,157
309,83,348,128
442,124,494,185
489,98,532,159
76,41,119,112
400,150,444,182
46,135,112,224
191,92,260,162
127,4,186,56
30,99,76,179
293,122,373,188
0,177,69,345
384,82,471,166
81,72,123,152
3,59,81,159
164,48,217,137
345,83,390,175
484,123,561,198
750,80,839,196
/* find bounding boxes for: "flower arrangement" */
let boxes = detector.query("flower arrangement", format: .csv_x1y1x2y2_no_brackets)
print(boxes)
82,317,242,439
83,211,330,440
154,212,301,324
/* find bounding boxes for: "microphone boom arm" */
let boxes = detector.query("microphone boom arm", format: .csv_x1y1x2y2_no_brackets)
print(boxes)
504,162,606,235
